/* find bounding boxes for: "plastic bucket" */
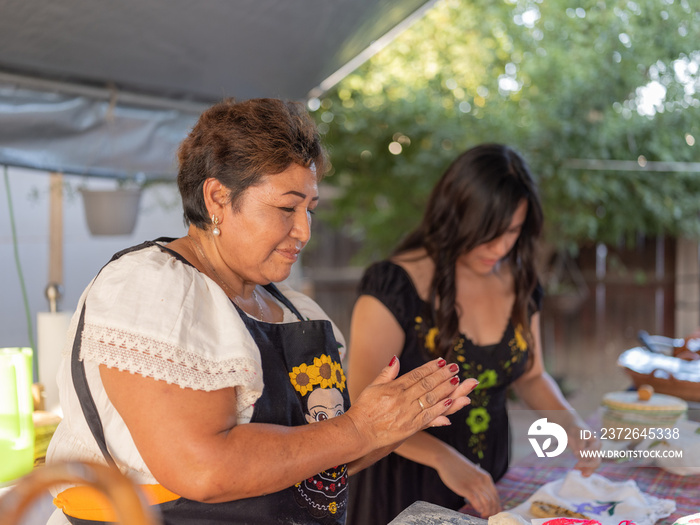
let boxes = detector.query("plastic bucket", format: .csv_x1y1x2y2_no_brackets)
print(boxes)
80,188,142,236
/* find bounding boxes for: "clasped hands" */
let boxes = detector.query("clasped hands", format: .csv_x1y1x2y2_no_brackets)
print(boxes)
346,356,478,450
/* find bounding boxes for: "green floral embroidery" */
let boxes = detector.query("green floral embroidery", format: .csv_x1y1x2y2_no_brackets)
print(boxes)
413,317,533,462
475,369,497,390
459,362,490,408
468,432,487,459
466,407,490,433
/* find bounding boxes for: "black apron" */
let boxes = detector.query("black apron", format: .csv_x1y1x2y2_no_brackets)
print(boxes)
66,239,350,525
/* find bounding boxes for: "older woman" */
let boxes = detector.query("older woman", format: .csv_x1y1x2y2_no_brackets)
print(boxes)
46,98,477,525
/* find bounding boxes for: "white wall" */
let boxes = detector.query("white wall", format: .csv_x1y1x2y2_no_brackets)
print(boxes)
0,166,186,350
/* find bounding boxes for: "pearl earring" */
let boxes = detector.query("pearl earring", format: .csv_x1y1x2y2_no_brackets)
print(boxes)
211,214,221,236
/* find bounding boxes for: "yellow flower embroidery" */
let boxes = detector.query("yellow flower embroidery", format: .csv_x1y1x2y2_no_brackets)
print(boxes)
425,327,439,352
331,361,347,391
289,363,315,396
329,501,337,514
311,354,334,389
513,324,527,352
290,355,347,395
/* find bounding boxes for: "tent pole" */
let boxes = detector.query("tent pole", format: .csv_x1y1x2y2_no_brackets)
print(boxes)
48,173,63,303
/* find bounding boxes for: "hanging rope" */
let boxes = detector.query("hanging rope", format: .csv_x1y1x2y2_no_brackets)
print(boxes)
3,165,37,369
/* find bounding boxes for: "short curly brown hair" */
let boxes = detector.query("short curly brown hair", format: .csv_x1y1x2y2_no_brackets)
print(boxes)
177,98,327,228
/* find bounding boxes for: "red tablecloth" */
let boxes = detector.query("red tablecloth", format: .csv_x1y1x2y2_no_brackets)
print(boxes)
460,452,700,523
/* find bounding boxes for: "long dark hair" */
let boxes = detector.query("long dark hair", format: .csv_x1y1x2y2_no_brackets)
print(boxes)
393,143,543,359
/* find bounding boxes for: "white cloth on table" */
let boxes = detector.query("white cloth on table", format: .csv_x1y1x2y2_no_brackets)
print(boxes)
672,512,700,524
506,470,675,525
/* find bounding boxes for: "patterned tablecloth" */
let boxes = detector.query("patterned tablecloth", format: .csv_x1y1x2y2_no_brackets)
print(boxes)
460,452,700,523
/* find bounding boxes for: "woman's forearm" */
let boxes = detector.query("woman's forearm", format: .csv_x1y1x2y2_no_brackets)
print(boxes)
178,413,370,503
392,430,458,470
101,357,465,503
347,443,400,476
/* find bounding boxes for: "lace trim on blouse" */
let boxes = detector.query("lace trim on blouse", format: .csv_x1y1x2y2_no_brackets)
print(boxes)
80,322,262,412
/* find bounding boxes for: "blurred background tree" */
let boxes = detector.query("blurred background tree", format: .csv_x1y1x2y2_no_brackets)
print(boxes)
311,0,700,263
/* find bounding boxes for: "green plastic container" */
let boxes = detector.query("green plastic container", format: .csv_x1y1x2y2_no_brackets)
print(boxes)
0,347,35,485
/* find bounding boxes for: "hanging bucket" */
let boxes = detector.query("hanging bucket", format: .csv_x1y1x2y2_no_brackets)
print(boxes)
80,188,142,236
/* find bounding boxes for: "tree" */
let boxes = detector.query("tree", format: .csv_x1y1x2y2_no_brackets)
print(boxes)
312,0,700,262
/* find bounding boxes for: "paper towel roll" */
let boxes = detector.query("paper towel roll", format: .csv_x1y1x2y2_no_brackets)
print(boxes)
37,312,71,414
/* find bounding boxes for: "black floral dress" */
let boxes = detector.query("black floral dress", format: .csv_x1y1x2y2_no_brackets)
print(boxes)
346,261,541,525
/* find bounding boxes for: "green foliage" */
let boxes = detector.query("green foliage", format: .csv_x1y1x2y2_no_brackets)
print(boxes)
313,0,700,262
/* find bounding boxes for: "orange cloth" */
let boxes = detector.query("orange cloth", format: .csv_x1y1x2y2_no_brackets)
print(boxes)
53,483,179,521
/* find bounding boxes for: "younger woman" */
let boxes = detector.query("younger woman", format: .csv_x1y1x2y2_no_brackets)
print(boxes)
346,144,599,523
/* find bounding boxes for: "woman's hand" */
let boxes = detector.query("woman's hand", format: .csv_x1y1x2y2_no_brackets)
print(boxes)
567,423,602,476
435,449,501,518
345,356,477,450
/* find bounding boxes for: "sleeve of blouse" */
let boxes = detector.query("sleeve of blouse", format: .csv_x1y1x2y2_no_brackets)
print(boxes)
79,247,264,415
358,261,418,333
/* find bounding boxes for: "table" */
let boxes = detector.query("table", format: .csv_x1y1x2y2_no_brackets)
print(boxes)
460,451,700,523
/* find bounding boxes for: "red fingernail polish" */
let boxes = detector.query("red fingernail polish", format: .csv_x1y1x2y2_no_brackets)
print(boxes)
449,364,459,373
437,358,446,368
388,355,397,367
450,377,459,385
444,399,453,407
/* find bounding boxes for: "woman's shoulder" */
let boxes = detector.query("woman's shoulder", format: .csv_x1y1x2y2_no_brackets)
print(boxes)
82,243,264,394
359,259,419,298
388,249,433,301
356,253,432,326
90,244,171,287
91,243,194,295
86,243,247,349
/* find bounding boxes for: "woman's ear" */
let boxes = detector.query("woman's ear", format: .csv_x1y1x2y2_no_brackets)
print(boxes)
202,178,229,220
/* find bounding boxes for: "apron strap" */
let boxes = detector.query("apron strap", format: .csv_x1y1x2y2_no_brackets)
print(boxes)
264,283,305,322
70,239,176,465
71,303,115,466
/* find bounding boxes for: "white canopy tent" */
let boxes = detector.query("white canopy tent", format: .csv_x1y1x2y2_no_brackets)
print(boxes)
0,0,435,180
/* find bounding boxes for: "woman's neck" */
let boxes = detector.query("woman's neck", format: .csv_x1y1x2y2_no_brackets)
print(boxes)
185,229,267,321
